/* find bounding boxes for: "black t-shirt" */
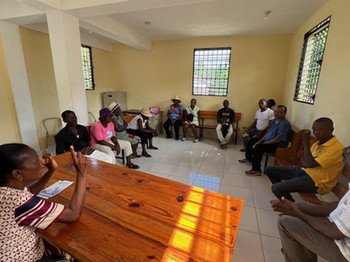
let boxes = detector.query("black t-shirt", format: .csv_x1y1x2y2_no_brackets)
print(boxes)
217,108,235,126
55,124,91,154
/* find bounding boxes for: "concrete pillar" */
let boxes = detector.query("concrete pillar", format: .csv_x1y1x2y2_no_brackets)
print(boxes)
0,21,40,150
47,10,88,125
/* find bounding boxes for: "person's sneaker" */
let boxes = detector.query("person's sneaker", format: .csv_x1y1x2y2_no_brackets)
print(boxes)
193,139,199,143
238,158,251,164
245,169,262,176
182,137,186,141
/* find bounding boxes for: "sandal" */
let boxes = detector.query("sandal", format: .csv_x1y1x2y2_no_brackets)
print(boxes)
127,163,140,169
131,154,142,158
148,146,158,150
142,153,152,158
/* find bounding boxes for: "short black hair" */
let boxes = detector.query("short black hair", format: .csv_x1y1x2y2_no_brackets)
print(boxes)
0,143,30,186
277,105,287,113
314,117,333,128
61,110,74,120
268,99,276,107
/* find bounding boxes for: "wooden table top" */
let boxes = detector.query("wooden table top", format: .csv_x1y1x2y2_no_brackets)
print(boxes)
39,152,244,262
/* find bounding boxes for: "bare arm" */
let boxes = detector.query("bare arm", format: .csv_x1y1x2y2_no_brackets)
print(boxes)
56,146,87,223
111,117,126,132
245,119,257,130
300,132,320,168
271,197,345,240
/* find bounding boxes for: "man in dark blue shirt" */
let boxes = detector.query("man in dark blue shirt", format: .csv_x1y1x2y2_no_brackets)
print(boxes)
239,105,292,175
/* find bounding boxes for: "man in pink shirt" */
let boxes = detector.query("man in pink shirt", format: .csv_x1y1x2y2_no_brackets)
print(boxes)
90,108,139,169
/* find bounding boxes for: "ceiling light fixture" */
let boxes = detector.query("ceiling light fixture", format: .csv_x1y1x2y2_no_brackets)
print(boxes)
145,21,151,26
264,10,272,20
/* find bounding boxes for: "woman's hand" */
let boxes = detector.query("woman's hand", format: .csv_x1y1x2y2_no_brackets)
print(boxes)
42,149,57,172
70,146,87,176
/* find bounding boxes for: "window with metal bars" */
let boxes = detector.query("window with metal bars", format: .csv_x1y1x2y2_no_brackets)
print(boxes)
192,48,231,96
81,45,95,90
294,16,331,104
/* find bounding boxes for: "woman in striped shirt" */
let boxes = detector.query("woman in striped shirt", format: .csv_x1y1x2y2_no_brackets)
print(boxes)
0,143,86,262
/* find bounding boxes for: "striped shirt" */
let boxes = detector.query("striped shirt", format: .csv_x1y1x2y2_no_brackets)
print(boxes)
0,187,65,262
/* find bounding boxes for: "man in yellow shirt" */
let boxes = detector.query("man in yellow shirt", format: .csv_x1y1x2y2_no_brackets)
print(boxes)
265,117,343,202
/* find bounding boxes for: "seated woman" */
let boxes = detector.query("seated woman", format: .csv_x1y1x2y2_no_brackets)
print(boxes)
56,110,114,164
0,144,86,262
126,108,158,158
182,98,200,143
163,96,183,140
90,108,139,169
107,102,141,158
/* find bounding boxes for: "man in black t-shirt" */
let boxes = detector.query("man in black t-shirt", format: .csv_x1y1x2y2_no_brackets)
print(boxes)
216,100,235,148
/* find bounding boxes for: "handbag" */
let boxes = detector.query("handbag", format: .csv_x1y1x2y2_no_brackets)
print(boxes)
187,113,194,121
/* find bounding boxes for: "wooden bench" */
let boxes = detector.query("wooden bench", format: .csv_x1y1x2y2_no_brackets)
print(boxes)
123,114,136,124
272,130,347,204
198,111,241,144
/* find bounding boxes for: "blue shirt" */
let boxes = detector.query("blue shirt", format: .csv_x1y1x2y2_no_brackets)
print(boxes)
265,118,291,147
168,104,183,119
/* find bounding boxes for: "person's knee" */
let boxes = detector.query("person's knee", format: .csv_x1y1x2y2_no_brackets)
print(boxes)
271,183,281,198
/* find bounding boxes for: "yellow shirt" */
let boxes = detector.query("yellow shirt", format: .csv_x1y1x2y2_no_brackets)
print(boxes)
303,137,344,195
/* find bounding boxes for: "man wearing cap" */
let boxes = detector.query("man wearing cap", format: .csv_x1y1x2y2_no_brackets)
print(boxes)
90,108,139,169
108,102,141,158
216,100,235,148
126,107,158,157
56,110,114,164
163,96,183,140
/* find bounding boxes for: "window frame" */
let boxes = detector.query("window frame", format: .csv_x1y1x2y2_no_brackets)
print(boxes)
294,16,331,105
192,47,232,97
81,44,95,91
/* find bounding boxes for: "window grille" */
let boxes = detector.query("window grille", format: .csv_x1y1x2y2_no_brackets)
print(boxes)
192,48,231,96
294,17,331,104
81,45,95,90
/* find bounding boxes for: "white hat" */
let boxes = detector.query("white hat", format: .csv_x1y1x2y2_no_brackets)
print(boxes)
171,95,181,103
141,107,153,118
107,102,120,113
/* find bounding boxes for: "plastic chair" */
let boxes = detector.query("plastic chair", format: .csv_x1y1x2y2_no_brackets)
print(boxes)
43,117,62,148
88,111,97,125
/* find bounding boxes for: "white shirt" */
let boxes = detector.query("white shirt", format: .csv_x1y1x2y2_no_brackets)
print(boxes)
255,108,274,130
329,184,350,261
127,115,147,130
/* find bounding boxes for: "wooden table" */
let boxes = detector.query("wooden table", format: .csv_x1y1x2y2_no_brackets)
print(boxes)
39,153,244,262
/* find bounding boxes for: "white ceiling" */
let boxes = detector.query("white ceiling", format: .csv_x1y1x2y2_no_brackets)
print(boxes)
0,0,329,49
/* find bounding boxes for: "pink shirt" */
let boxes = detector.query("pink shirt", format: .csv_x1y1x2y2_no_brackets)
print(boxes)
90,121,115,147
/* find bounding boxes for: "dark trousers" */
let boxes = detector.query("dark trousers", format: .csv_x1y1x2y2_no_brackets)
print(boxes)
126,129,153,145
245,137,278,171
265,166,318,202
163,119,182,138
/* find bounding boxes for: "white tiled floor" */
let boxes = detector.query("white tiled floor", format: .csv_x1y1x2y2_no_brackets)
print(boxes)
128,136,285,262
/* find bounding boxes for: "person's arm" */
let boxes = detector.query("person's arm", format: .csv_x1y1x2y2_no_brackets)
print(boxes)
254,133,267,147
145,121,158,136
244,119,257,131
300,132,320,168
271,197,345,240
56,146,87,223
55,133,65,155
110,136,121,155
29,150,57,195
217,110,221,124
111,117,126,132
230,110,235,124
173,108,183,122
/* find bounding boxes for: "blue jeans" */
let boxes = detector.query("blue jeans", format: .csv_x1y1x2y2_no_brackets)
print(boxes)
265,166,318,202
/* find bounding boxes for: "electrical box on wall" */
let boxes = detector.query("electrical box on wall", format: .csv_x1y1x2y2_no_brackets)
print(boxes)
102,91,127,112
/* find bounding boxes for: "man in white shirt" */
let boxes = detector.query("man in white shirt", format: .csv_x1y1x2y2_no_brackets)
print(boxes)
270,146,350,262
241,99,274,152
